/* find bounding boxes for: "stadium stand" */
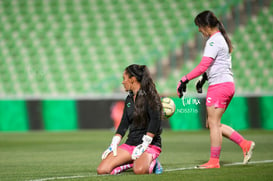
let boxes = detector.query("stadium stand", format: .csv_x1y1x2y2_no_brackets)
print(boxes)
0,0,271,97
231,6,273,94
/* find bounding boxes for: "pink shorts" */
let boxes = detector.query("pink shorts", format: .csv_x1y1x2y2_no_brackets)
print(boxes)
119,144,161,159
206,82,235,109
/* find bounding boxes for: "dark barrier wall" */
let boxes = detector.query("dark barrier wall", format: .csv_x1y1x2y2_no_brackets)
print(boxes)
77,100,114,129
0,96,273,131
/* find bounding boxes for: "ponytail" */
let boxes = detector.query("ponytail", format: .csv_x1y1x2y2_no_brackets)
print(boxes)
217,21,233,53
139,65,153,95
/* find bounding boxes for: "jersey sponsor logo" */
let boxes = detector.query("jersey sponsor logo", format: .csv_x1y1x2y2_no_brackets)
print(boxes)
209,42,214,46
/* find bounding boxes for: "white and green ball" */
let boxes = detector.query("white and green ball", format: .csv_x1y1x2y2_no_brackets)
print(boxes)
161,97,176,118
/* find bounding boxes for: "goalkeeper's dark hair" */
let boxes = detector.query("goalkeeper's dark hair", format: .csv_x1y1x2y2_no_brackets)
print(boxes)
194,10,233,53
125,64,162,127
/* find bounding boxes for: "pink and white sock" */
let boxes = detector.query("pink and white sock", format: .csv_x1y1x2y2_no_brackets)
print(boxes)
110,163,133,175
149,159,157,174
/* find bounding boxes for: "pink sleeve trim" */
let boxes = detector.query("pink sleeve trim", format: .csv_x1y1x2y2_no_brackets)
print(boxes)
185,56,214,81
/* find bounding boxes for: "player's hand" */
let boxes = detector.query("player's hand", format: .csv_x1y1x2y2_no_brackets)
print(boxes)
101,135,121,160
177,77,189,98
132,135,153,160
195,73,207,93
132,144,147,160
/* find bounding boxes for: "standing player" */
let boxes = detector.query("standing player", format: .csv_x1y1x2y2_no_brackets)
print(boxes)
176,10,255,168
97,64,163,175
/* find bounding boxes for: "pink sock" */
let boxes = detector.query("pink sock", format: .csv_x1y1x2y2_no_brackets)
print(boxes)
110,163,133,175
210,146,221,159
229,131,244,145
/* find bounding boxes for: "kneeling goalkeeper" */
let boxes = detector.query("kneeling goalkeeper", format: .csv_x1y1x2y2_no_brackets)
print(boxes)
97,64,163,175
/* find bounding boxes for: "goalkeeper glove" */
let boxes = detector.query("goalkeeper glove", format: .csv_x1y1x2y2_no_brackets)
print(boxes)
177,76,189,98
132,135,153,160
195,73,207,93
101,135,121,160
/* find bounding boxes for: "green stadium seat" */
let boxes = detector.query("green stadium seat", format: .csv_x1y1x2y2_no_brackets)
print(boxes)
0,0,271,96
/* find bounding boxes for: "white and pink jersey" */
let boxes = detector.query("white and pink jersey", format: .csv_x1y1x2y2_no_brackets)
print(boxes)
203,31,234,85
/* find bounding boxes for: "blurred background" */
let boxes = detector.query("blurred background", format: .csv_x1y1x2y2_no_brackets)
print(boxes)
0,0,272,132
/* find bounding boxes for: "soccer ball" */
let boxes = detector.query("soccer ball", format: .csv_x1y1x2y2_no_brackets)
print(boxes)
161,97,176,118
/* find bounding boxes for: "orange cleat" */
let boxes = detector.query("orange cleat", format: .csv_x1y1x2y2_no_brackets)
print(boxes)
241,140,255,164
196,158,220,169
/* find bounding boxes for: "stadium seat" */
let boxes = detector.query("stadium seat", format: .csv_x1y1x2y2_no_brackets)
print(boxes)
0,0,271,97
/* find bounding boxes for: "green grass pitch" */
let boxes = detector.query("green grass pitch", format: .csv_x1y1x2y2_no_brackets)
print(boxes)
0,129,273,181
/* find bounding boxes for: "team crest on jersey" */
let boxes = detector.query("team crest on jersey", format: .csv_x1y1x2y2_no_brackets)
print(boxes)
209,42,214,46
127,102,131,108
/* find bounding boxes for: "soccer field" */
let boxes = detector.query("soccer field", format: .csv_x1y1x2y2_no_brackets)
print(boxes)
0,130,273,181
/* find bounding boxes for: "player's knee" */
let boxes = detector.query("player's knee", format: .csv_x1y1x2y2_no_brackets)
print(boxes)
97,165,111,175
133,165,148,174
207,119,221,128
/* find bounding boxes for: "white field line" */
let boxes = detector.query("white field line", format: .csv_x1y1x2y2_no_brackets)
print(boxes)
28,174,108,181
29,175,88,181
223,159,273,166
165,159,273,172
29,160,273,181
